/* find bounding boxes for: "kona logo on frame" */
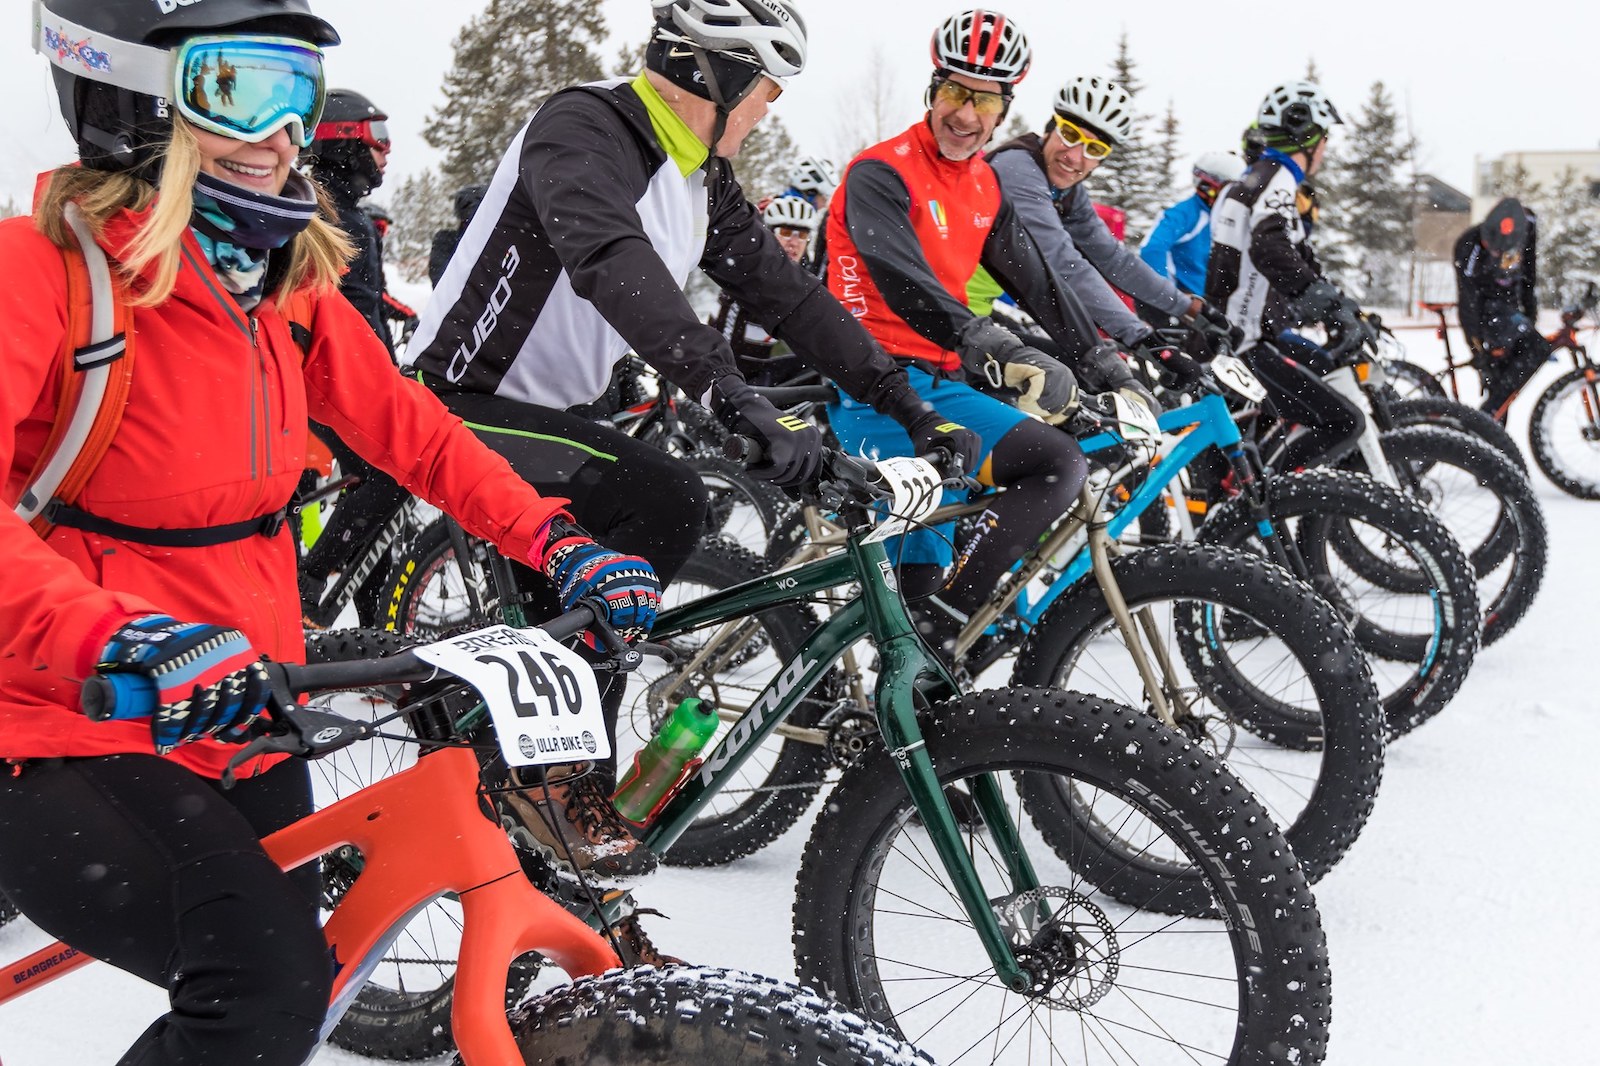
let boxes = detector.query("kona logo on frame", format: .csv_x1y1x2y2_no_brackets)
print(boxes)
698,654,818,784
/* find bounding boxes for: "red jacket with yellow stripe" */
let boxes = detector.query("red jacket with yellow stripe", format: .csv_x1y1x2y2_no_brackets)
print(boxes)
0,191,568,778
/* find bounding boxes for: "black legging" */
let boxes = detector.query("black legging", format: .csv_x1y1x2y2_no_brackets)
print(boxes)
1479,335,1551,423
1244,344,1367,472
0,756,328,1066
432,390,710,776
903,417,1087,615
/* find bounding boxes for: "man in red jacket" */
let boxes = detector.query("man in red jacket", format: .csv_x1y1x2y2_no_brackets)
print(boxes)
826,8,1149,665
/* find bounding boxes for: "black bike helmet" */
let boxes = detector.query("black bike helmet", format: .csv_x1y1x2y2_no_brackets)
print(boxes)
1480,198,1529,257
454,184,490,226
309,89,389,196
33,0,339,174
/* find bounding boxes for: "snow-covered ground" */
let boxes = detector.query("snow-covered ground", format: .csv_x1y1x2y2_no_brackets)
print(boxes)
2,319,1595,1064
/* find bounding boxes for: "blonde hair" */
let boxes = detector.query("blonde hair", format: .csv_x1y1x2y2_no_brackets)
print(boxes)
34,120,354,308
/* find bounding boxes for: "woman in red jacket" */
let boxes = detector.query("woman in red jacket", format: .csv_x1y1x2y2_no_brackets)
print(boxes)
0,2,659,1061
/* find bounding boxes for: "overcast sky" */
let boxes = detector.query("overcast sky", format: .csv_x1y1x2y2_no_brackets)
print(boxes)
7,0,1594,209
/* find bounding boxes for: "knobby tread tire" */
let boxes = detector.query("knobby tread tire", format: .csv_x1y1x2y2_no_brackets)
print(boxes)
1012,544,1384,883
1380,359,1447,400
1530,367,1600,499
791,688,1332,1066
1376,425,1546,646
1198,468,1479,738
383,518,498,639
499,966,934,1065
1387,395,1526,470
686,452,797,555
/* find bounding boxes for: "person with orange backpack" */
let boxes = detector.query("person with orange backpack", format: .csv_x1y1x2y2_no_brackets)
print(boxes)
0,3,659,1063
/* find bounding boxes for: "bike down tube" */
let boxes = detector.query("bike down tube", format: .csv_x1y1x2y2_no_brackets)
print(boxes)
1014,395,1236,627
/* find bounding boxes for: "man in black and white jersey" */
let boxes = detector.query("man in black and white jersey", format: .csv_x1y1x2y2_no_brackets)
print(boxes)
1206,80,1366,473
405,0,977,884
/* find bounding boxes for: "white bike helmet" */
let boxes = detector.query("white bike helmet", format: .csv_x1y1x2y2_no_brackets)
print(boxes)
1053,75,1134,145
930,9,1032,86
1257,81,1342,149
788,155,839,199
651,0,807,80
762,194,818,231
1193,151,1246,190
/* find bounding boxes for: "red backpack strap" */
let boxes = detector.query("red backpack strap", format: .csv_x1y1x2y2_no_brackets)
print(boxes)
14,204,135,536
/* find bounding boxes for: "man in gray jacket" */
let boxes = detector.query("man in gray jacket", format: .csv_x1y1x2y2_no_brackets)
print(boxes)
977,74,1235,362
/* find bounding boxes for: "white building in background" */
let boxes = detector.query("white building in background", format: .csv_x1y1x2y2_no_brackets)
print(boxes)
1472,150,1600,221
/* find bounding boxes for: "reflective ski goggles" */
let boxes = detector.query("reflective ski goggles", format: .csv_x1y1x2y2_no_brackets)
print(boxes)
931,77,1008,117
314,118,391,151
1053,116,1114,160
174,36,327,147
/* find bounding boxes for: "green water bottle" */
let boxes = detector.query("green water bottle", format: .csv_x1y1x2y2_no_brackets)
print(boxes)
611,698,719,824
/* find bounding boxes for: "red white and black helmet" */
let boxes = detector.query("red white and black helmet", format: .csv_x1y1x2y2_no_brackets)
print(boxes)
930,9,1032,87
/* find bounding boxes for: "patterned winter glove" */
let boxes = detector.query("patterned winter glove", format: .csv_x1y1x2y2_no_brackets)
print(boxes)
531,515,662,640
98,615,271,755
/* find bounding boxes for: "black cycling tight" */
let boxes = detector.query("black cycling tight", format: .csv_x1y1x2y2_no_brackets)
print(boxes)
1245,344,1367,472
903,417,1088,615
434,391,710,774
0,756,328,1066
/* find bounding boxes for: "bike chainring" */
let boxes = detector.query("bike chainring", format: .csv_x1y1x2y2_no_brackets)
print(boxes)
820,702,880,769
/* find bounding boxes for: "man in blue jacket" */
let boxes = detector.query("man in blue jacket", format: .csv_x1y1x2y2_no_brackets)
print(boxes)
1141,152,1246,297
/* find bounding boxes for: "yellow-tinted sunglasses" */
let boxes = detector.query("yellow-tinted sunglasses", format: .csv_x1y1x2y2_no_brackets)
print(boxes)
932,78,1009,118
1054,115,1113,160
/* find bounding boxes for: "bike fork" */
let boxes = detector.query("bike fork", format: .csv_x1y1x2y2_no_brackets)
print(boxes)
873,641,1035,993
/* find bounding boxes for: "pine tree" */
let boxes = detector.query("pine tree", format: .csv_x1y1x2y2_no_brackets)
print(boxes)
731,114,798,201
1154,100,1181,202
385,167,456,284
1532,168,1600,307
1090,33,1167,240
1316,81,1415,304
424,0,609,191
0,195,20,220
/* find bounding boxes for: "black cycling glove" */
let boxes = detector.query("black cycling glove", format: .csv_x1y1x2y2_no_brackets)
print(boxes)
708,374,825,487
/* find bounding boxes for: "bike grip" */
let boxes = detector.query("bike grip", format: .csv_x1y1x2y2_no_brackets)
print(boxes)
722,434,766,467
81,673,158,722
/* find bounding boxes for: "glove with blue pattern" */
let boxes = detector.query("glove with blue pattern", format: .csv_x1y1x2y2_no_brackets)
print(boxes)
531,515,662,641
97,614,271,754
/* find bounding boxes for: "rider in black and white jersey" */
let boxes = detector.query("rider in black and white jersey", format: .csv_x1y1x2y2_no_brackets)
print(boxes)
405,0,977,886
1206,80,1367,473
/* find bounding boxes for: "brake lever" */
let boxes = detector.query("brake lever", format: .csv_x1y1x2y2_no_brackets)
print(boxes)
573,599,646,674
219,700,377,789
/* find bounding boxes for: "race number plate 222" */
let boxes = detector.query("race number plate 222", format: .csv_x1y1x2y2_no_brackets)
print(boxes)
414,624,609,767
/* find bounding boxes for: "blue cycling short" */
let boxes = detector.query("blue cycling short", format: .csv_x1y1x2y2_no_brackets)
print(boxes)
828,366,1028,567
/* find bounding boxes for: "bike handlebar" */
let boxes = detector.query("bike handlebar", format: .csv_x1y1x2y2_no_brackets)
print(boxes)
82,605,600,723
746,383,840,408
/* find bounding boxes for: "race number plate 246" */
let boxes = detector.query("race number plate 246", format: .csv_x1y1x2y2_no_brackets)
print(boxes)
413,625,609,767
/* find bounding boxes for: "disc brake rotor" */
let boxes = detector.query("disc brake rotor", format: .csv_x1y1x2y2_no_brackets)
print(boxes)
996,886,1120,1010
